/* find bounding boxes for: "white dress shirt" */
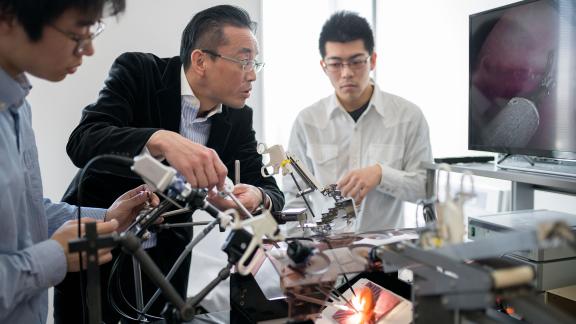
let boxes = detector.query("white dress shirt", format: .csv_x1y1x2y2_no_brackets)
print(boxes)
283,83,432,233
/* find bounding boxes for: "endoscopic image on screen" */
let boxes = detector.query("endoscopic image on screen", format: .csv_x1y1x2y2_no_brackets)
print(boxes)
469,0,576,159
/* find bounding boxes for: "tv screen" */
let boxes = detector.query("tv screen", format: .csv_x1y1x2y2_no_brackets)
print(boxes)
469,0,576,160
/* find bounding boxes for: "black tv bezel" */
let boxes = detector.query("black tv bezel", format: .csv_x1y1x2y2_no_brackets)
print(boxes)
467,0,576,161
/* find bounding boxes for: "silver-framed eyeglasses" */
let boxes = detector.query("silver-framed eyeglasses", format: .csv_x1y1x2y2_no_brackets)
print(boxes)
50,20,106,55
322,55,371,73
201,49,265,73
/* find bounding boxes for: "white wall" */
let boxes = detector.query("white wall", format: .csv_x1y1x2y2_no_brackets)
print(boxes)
28,0,263,201
261,0,374,149
375,0,519,158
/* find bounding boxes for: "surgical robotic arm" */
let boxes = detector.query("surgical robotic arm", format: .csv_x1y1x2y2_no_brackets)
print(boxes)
257,143,357,232
131,153,284,275
69,152,284,323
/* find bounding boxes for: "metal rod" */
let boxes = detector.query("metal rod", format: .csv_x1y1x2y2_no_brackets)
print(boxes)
235,159,240,184
316,286,344,304
160,207,192,218
290,173,317,220
291,293,331,308
321,238,356,297
155,221,210,229
292,292,353,312
187,263,233,309
226,191,254,219
142,216,222,313
120,234,186,311
327,286,359,313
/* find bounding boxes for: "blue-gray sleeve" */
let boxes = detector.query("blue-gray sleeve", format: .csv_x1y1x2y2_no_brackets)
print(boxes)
0,239,66,319
0,200,106,318
43,199,106,236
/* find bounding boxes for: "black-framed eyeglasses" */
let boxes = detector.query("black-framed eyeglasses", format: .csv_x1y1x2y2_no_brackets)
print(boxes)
322,55,371,73
201,49,265,73
50,20,106,55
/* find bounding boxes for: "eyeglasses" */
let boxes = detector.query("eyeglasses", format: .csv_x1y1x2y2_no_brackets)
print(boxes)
322,56,371,73
50,20,106,55
201,49,265,73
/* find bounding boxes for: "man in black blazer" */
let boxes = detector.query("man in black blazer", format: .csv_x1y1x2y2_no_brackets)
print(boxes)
54,5,284,323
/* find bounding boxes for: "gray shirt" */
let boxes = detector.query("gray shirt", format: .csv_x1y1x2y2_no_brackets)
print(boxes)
0,68,104,323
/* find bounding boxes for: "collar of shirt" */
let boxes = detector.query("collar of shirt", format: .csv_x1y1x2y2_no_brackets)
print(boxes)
0,67,32,113
180,66,222,122
326,80,387,121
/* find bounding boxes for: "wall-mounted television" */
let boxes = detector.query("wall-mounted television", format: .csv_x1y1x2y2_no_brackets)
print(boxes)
469,0,576,160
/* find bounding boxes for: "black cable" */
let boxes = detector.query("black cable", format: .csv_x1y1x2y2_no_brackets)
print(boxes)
108,253,141,322
107,197,194,321
320,237,356,297
107,209,153,322
107,210,166,322
74,153,209,322
108,252,163,322
117,203,191,321
117,265,164,322
76,154,134,324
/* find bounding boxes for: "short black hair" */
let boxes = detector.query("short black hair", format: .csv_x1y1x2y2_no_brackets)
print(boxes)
319,11,374,58
180,5,255,70
0,0,125,41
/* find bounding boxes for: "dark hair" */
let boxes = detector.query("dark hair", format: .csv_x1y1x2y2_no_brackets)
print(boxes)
0,0,125,41
319,11,374,58
180,5,255,69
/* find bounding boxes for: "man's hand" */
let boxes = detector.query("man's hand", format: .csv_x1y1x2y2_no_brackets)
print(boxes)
337,164,382,204
208,184,263,214
51,218,118,272
147,130,228,190
106,185,160,232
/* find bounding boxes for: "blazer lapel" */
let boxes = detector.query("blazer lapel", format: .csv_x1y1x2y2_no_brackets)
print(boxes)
207,108,232,157
156,57,182,133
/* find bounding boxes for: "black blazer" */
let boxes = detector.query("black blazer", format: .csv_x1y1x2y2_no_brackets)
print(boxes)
63,52,283,211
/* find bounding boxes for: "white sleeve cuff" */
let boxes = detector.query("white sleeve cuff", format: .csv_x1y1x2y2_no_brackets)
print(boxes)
377,163,404,196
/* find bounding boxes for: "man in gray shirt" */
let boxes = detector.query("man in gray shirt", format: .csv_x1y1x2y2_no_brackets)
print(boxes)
0,0,154,322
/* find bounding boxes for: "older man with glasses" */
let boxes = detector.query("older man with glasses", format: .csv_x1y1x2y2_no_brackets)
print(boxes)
283,11,433,234
54,4,284,323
